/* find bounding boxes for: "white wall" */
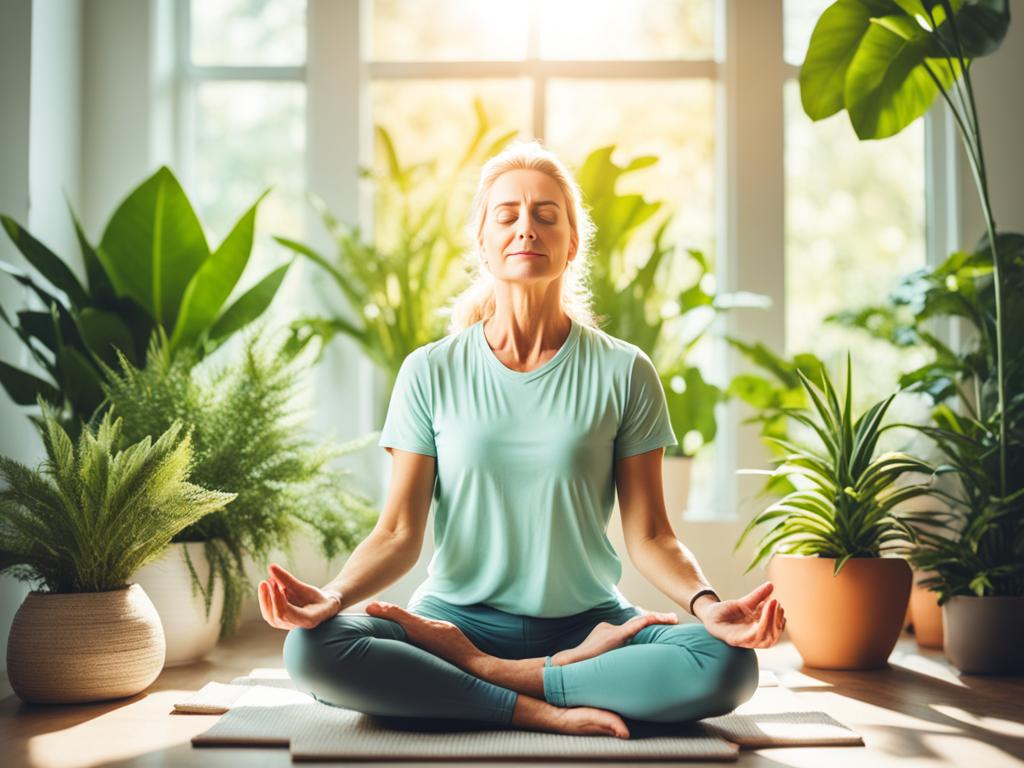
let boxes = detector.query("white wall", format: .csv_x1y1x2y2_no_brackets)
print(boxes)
0,0,84,679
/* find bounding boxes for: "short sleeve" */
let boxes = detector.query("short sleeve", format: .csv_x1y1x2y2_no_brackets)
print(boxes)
378,347,437,457
614,350,678,460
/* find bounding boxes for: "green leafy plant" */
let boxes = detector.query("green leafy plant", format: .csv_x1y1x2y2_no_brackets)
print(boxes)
98,328,380,636
0,166,291,433
579,146,767,457
894,402,1024,602
726,339,828,496
276,102,517,414
802,0,1021,599
0,400,234,593
734,356,948,576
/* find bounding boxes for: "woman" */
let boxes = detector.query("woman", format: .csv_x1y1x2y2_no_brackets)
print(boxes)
259,140,786,740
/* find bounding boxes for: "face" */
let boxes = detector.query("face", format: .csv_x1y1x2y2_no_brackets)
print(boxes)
479,169,577,285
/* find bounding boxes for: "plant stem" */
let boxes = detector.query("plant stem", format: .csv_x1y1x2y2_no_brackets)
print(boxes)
941,2,1008,497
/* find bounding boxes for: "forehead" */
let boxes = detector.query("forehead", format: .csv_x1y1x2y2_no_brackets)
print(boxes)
489,169,564,210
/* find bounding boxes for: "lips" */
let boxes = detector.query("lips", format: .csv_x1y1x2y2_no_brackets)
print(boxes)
509,251,544,257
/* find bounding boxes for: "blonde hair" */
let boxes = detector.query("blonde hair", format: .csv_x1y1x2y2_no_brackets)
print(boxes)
444,139,598,334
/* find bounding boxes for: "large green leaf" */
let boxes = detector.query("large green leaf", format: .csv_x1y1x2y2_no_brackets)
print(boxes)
207,262,292,348
799,0,899,120
845,19,961,138
1,215,89,308
77,308,135,368
171,190,269,352
98,166,209,330
932,0,1009,58
0,360,61,406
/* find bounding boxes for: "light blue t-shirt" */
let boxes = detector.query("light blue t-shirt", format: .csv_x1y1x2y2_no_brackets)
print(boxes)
378,317,678,618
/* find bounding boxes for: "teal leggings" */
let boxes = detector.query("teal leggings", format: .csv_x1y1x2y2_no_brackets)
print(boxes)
282,594,758,728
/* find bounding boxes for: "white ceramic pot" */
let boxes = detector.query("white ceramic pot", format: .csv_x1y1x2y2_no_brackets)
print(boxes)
662,456,694,518
133,541,225,666
6,584,165,704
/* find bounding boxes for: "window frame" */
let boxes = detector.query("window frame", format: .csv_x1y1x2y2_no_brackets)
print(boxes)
177,0,950,520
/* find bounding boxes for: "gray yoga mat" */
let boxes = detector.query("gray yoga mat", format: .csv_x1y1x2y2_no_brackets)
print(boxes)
180,669,863,759
192,701,741,761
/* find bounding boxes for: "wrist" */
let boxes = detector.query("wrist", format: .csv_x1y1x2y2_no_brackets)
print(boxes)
689,590,720,623
320,588,343,614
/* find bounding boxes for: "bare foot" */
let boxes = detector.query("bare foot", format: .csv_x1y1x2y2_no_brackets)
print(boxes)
365,601,485,671
512,694,630,739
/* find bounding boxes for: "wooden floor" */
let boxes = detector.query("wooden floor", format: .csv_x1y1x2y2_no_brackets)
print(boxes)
1,620,1022,768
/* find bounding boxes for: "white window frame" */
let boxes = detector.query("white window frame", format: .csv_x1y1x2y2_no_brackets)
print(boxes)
174,0,949,520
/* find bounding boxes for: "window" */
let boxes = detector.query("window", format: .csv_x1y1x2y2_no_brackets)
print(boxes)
783,0,931,421
178,0,307,319
369,0,721,518
173,0,944,519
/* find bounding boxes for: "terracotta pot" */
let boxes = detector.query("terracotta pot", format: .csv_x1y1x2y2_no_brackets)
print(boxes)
909,570,943,649
6,584,165,704
943,595,1024,674
768,554,912,669
133,541,225,666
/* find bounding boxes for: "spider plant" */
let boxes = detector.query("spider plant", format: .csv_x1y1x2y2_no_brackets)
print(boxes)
735,354,950,577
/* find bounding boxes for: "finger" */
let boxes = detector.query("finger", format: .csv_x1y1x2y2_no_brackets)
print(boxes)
761,600,778,644
740,582,774,611
752,599,775,645
270,580,293,629
268,563,306,600
257,581,277,627
259,581,286,629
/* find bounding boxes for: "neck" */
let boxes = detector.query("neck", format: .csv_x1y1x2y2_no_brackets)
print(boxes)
484,284,571,367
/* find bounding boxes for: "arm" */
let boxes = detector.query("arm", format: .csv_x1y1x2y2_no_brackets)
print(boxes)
259,448,435,629
615,448,721,622
320,448,436,610
615,447,786,648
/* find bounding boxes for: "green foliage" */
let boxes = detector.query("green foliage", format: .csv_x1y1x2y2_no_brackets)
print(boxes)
801,0,1020,598
0,400,234,593
800,0,1007,139
277,101,517,413
895,402,1024,602
828,232,1023,413
579,146,767,457
98,329,380,637
726,339,829,497
734,355,948,577
0,167,290,433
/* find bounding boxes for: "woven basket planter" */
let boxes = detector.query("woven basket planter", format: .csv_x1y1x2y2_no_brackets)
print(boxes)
6,583,166,704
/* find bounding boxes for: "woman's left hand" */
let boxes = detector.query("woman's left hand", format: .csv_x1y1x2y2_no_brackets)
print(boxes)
699,582,786,649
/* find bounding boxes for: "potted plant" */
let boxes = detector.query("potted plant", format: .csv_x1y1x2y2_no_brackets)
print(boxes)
801,0,1022,671
276,103,517,420
734,356,948,669
98,328,380,664
579,146,768,516
0,402,234,703
0,165,291,436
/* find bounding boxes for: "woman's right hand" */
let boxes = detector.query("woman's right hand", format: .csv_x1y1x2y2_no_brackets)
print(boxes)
258,563,341,630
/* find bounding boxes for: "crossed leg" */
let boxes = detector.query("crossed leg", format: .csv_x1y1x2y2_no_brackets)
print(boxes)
282,605,632,738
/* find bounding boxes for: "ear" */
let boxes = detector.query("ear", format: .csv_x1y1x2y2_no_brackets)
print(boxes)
568,234,578,262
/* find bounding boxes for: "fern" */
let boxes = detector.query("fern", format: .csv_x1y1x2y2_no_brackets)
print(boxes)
98,326,380,637
0,401,234,593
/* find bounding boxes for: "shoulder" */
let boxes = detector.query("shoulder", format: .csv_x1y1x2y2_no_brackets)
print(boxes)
576,321,645,372
403,320,479,371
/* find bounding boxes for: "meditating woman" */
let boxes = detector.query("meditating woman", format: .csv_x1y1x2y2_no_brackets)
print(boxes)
259,140,786,740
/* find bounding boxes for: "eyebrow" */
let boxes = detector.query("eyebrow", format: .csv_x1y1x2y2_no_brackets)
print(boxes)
492,200,560,211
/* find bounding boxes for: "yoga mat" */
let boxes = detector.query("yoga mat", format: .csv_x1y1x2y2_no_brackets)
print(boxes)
180,668,864,756
193,702,740,761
